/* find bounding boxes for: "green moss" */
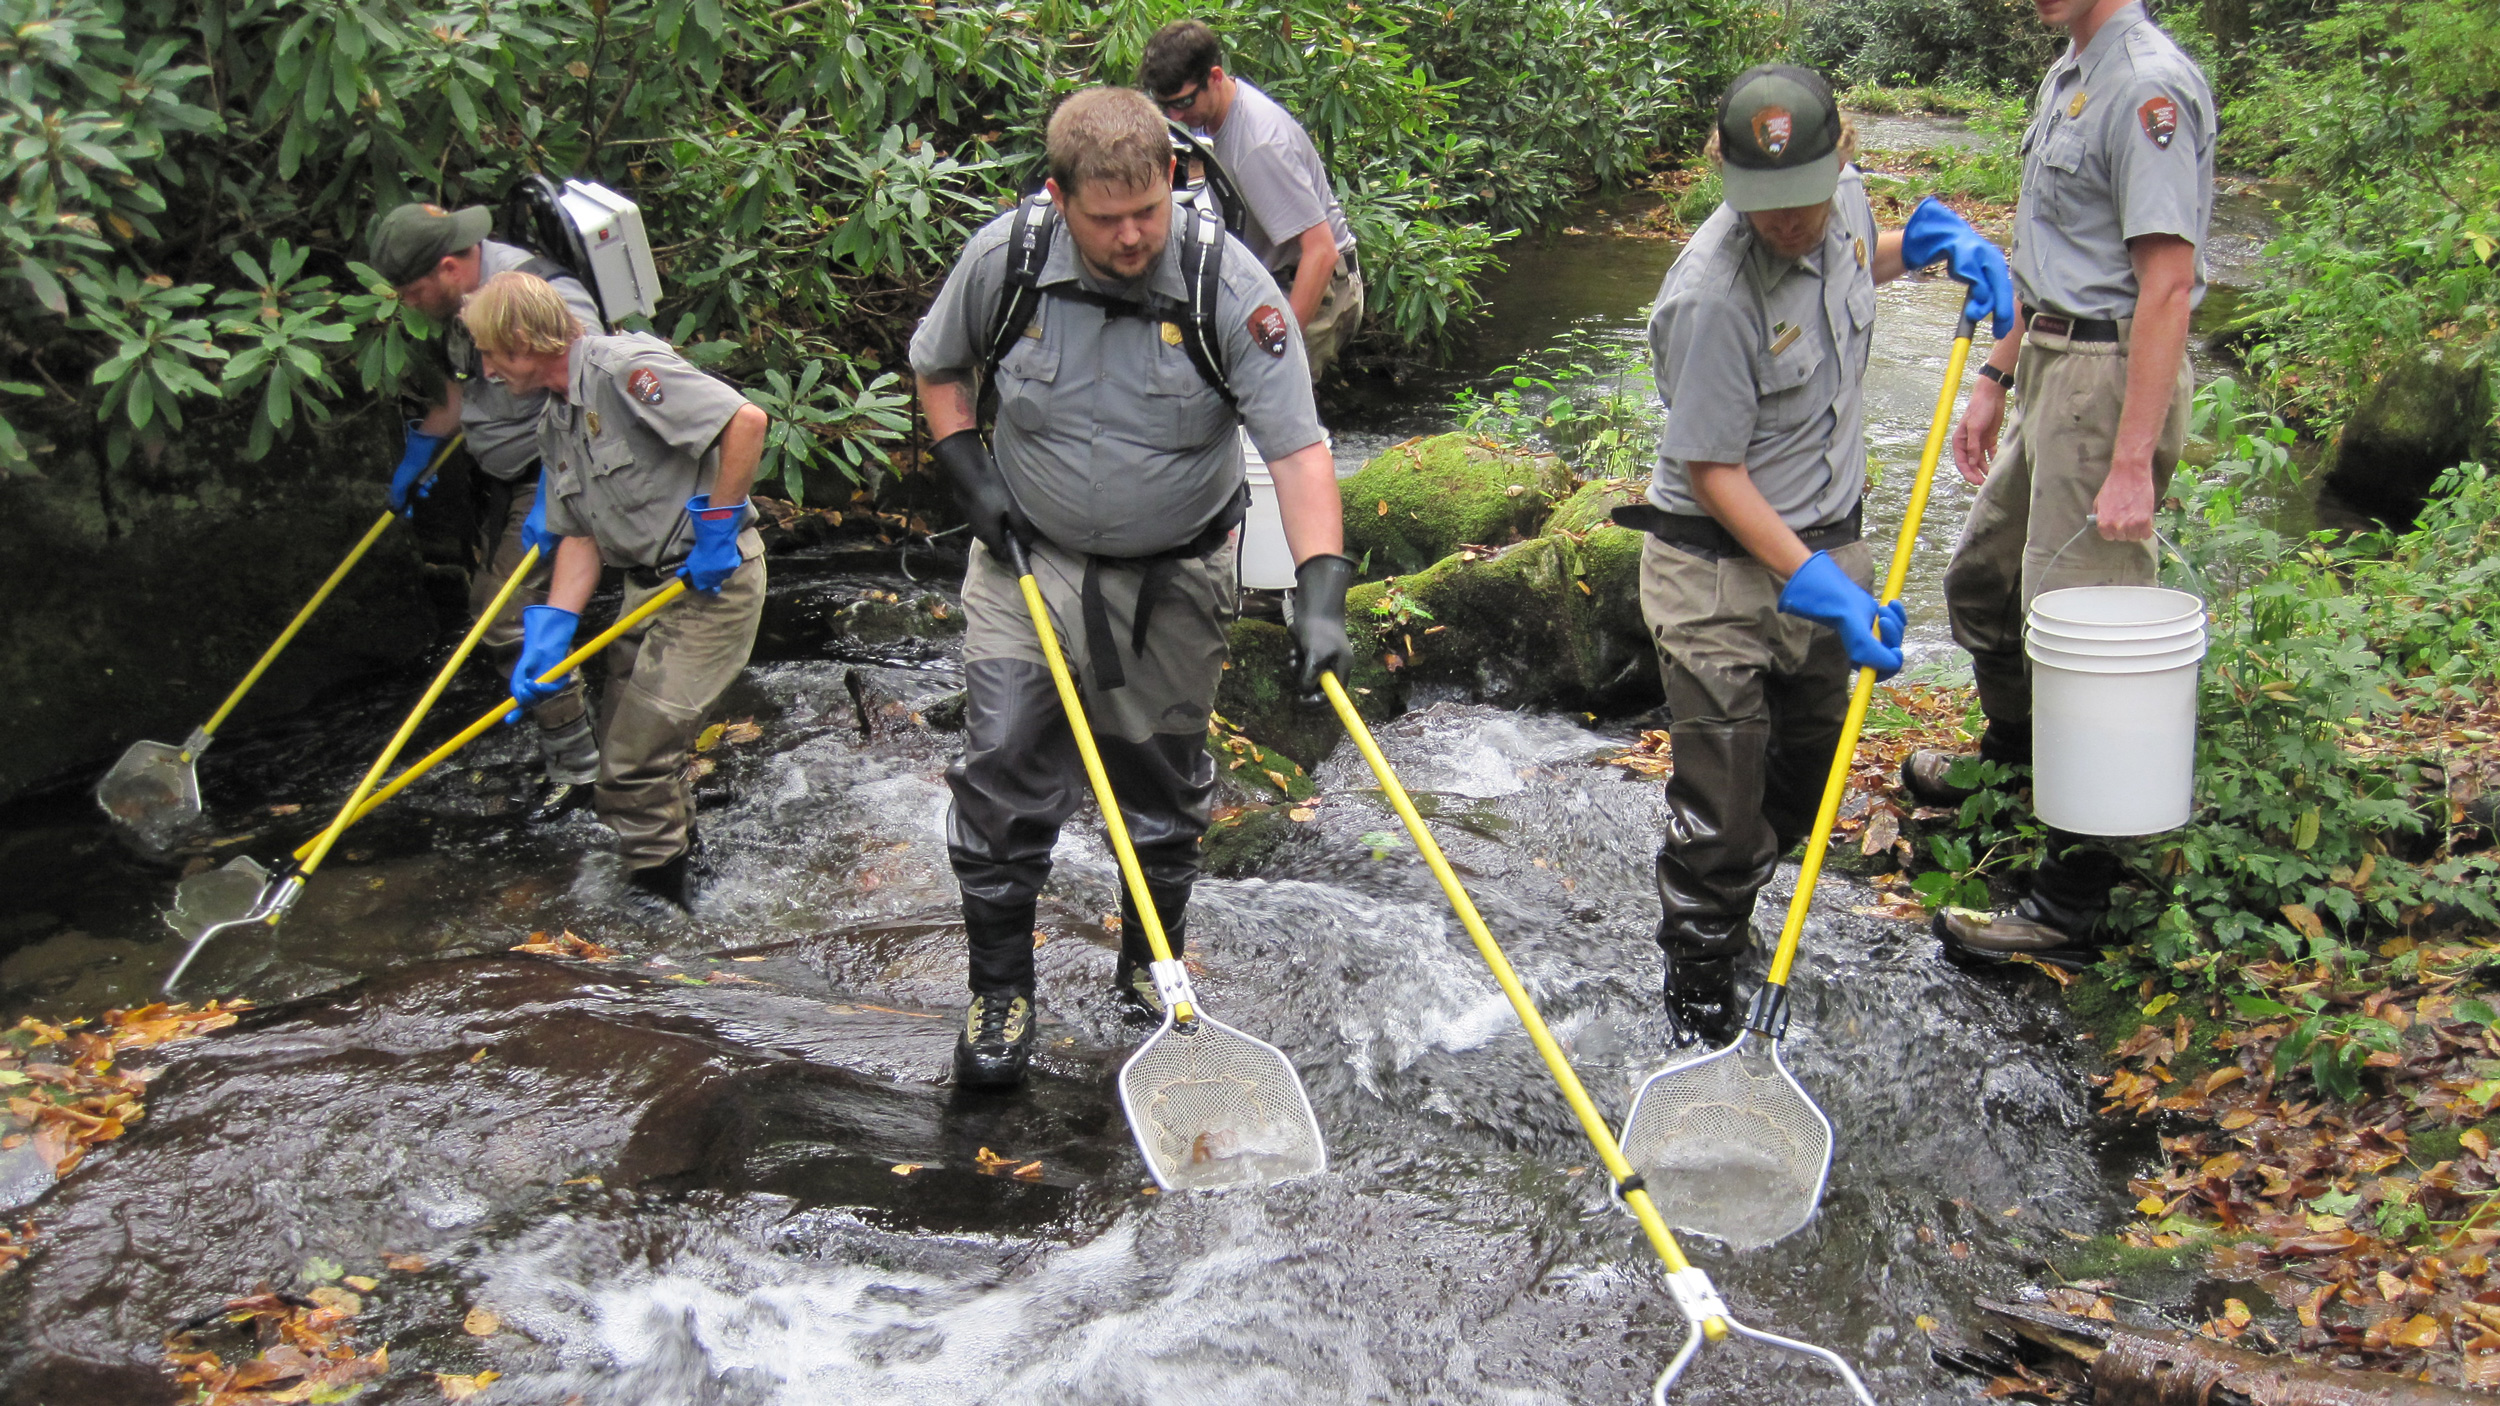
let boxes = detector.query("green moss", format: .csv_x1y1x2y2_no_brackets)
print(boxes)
1201,805,1298,879
1339,433,1570,578
2409,1118,2500,1169
1541,477,1646,537
1349,535,1654,711
2048,1231,2216,1282
1215,618,1400,769
2060,971,2226,1078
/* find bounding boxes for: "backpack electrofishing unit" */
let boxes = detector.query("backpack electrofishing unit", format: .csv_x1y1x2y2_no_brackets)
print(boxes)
499,174,662,331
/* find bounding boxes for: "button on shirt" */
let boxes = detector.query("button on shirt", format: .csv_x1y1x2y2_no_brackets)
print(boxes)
2009,2,2215,320
1645,169,1880,531
539,332,757,570
442,240,605,480
909,200,1327,558
1207,80,1357,277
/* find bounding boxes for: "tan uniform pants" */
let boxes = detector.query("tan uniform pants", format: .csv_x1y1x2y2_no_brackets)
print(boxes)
1941,322,2191,759
1300,261,1366,384
1641,535,1871,958
596,555,765,869
467,473,590,738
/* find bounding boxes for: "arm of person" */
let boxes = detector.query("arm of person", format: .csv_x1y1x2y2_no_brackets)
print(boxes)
1267,439,1343,563
918,372,977,440
1687,461,1812,579
2095,233,2194,541
417,379,461,437
1950,308,2028,486
1285,225,1338,328
711,402,768,504
1870,229,1907,285
544,533,603,615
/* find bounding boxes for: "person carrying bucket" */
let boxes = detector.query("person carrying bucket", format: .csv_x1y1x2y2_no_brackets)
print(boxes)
909,87,1351,1090
1616,64,2016,1045
368,203,608,821
1908,0,2215,968
458,271,771,913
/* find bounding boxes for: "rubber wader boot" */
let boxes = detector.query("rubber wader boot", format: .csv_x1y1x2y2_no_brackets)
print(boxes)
1662,950,1743,1049
530,713,600,822
954,988,1037,1090
1901,749,1983,808
1113,880,1189,1026
626,850,693,912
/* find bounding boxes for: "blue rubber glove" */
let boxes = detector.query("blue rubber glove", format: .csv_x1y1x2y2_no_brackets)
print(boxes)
677,494,750,594
507,605,580,723
1900,197,2016,341
1777,551,1907,680
390,422,449,516
520,470,563,560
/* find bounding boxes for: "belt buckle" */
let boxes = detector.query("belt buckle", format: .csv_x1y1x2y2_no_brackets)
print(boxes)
2031,313,2073,338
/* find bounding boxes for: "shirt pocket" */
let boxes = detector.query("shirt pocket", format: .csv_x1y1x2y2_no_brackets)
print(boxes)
996,337,1059,435
1147,341,1231,447
1752,333,1826,435
2037,121,2092,225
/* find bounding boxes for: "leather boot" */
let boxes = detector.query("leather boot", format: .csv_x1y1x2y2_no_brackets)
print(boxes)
1902,749,1983,808
529,713,600,822
1662,950,1742,1049
953,987,1037,1090
1935,834,2119,971
1113,880,1190,1027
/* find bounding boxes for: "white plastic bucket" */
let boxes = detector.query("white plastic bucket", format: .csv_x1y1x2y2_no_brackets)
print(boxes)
2027,585,2208,837
1237,428,1298,590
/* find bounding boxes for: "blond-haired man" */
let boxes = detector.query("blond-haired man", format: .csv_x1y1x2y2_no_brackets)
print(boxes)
459,270,769,910
911,86,1348,1089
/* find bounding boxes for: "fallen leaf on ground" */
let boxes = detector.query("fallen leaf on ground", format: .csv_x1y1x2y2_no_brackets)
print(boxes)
382,1253,427,1272
437,1370,501,1400
509,930,615,961
463,1306,500,1336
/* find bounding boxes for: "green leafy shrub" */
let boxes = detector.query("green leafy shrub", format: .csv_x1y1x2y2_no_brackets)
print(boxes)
1794,0,2055,90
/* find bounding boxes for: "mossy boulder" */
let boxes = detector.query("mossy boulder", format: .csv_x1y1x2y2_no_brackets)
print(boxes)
1213,618,1403,769
2323,344,2494,524
1339,433,1572,578
1346,533,1658,714
1540,475,1647,537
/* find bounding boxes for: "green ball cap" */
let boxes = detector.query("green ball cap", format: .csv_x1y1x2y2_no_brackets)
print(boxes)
366,202,493,286
1716,64,1843,213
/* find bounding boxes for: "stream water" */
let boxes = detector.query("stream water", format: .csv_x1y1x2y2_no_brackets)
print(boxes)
0,117,2276,1404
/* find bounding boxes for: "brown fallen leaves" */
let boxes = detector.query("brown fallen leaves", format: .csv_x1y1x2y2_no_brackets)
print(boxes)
165,1289,387,1405
2089,943,2500,1385
1,1002,246,1193
509,930,616,962
974,1146,1044,1180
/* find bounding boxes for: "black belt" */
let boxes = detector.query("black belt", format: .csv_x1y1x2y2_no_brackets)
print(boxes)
624,564,680,589
1608,501,1862,560
1063,482,1250,692
2021,303,2121,343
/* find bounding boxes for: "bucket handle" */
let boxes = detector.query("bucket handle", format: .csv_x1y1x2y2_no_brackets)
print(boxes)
2041,514,2212,604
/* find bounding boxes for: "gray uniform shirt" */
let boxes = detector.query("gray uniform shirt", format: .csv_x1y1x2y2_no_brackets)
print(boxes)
445,240,605,480
1645,168,1879,531
539,332,760,570
1207,80,1356,276
2009,3,2215,320
908,200,1327,558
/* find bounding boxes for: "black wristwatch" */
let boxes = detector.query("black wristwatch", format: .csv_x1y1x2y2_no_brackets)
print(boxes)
1977,363,2016,391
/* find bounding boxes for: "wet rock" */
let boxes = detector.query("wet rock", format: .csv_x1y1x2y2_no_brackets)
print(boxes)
830,589,963,648
2322,343,2493,524
1339,433,1572,578
1346,530,1657,716
842,665,967,737
1214,620,1401,768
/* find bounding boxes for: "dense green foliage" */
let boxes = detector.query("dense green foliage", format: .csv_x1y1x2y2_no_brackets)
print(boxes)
2215,0,2499,430
1794,0,2053,90
0,0,1762,512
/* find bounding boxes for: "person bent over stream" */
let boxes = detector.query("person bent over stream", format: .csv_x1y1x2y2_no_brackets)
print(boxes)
910,87,1350,1090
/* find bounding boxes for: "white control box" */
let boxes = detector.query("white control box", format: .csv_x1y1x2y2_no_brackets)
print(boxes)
556,179,661,321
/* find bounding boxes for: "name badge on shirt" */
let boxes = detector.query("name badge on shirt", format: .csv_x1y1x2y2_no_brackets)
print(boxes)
1769,321,1802,355
2067,90,2088,119
587,411,601,436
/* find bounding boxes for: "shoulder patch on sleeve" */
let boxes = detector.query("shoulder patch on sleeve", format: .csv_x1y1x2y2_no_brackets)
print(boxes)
2137,94,2180,149
1249,304,1290,357
626,366,664,405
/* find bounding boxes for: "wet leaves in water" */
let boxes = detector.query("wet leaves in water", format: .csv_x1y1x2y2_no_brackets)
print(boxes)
973,1146,1044,1180
163,1283,388,1404
508,931,616,962
462,1306,500,1336
435,1371,500,1400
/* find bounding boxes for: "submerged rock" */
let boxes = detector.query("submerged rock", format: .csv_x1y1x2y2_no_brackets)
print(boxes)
1215,618,1402,769
1339,433,1572,577
2322,344,2493,524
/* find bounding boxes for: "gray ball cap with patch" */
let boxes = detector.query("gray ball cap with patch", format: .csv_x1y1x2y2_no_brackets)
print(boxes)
367,203,493,285
1717,64,1843,213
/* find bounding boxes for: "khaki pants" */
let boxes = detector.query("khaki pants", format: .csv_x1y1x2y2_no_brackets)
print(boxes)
1299,261,1365,384
947,536,1236,991
1641,534,1870,958
467,472,590,741
1940,323,2192,760
596,555,765,869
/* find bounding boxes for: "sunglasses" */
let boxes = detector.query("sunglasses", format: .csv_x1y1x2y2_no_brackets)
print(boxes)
1155,80,1207,116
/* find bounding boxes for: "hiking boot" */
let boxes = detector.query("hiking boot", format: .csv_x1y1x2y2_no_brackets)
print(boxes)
1662,952,1742,1049
1934,901,2098,971
1901,748,1982,808
626,851,693,912
954,988,1037,1090
526,777,593,824
1113,958,1167,1028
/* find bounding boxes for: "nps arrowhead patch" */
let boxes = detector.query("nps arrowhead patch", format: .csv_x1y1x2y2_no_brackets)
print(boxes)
1249,304,1290,357
2138,95,2180,150
627,367,663,404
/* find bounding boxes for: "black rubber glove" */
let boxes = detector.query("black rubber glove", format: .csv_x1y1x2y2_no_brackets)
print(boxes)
930,428,1026,559
1289,552,1357,694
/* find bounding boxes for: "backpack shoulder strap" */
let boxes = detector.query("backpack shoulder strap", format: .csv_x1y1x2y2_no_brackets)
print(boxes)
981,191,1055,383
1172,193,1236,407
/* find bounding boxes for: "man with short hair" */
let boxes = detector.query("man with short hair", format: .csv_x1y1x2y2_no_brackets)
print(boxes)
1628,65,2014,1044
1140,20,1364,383
458,269,770,911
367,203,606,818
1914,0,2214,968
911,86,1351,1090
